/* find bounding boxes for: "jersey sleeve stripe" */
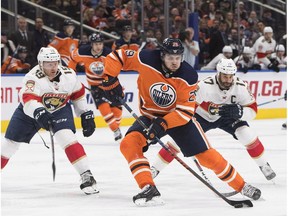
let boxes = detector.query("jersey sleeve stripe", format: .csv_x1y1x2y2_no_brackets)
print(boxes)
70,83,85,101
176,107,194,117
22,93,42,104
176,104,195,113
175,110,191,122
113,50,124,66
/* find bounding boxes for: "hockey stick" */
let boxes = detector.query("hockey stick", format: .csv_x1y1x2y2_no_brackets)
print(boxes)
258,97,285,106
118,97,252,208
49,124,56,181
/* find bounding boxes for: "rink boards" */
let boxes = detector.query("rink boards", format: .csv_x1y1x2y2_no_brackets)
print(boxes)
1,70,287,132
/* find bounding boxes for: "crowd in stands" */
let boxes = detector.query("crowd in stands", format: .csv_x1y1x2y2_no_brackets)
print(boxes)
1,0,286,72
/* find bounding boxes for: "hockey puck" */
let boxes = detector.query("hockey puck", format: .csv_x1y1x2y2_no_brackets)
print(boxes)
234,203,244,208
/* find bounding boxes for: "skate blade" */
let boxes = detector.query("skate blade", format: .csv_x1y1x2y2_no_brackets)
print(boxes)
134,196,165,207
82,185,100,195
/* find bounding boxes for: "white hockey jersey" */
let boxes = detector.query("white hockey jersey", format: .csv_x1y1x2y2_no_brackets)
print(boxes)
196,75,257,122
19,65,88,118
252,36,276,58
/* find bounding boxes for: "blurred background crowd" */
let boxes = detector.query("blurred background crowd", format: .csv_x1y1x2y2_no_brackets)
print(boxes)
1,0,286,73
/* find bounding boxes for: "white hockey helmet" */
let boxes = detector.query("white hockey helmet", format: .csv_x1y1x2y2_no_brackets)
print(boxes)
216,58,237,75
275,44,285,52
37,47,60,64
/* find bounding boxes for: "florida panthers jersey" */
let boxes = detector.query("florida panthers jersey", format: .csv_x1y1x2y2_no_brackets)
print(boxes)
103,49,198,129
196,75,257,122
19,65,87,118
68,45,111,86
252,36,276,58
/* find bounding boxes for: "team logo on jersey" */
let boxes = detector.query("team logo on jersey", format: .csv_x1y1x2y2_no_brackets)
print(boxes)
149,83,176,107
90,61,104,76
208,102,220,115
42,93,68,111
25,80,35,92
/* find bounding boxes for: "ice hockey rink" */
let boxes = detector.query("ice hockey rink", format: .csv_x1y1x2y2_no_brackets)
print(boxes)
1,118,287,216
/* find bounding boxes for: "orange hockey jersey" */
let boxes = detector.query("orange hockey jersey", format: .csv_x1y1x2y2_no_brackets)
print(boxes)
1,56,31,74
48,32,79,66
103,49,198,129
68,45,112,86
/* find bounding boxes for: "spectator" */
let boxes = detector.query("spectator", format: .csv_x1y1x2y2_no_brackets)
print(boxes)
67,0,81,21
1,32,16,65
179,27,200,68
33,17,51,59
209,20,229,59
262,9,276,31
48,19,79,66
1,46,31,74
9,16,35,65
227,28,243,58
201,45,233,70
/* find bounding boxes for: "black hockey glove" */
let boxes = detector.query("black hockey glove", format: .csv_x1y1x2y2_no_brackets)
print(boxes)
284,90,287,101
268,60,280,72
33,107,54,131
238,65,248,73
76,62,85,72
146,118,168,144
101,76,124,104
81,110,96,137
218,104,243,119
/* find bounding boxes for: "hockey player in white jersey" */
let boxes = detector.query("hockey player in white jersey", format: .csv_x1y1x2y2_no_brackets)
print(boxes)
252,26,279,72
1,47,99,195
151,58,276,182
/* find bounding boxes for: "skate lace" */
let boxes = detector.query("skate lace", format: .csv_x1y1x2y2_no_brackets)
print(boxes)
260,164,273,175
81,171,93,183
114,129,121,138
242,184,256,197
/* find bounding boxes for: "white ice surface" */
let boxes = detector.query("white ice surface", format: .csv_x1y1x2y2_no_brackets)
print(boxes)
1,119,287,216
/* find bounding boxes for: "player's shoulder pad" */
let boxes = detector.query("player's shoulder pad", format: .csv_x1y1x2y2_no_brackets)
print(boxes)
234,76,248,87
139,49,162,71
102,46,112,56
78,44,91,55
56,32,68,39
174,61,198,85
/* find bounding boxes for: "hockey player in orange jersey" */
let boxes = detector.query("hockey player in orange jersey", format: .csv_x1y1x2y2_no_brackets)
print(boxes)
68,33,122,141
151,58,276,181
100,38,261,206
1,46,31,74
111,25,139,51
48,19,79,66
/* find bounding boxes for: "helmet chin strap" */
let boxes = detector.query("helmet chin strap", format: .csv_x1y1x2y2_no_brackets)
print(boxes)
161,63,174,78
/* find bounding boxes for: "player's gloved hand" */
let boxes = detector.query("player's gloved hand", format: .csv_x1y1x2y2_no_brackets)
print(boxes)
218,104,243,119
146,118,168,144
239,65,248,73
101,76,124,104
251,64,261,70
33,107,54,131
284,90,287,101
268,60,280,72
81,110,96,137
76,62,85,72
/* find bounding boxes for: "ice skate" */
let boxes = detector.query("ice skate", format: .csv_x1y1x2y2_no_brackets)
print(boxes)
133,184,165,207
80,170,99,195
241,183,261,200
259,163,276,180
113,128,122,142
150,166,160,179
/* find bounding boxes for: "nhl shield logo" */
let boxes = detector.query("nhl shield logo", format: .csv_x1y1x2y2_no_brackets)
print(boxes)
42,93,68,111
149,83,176,108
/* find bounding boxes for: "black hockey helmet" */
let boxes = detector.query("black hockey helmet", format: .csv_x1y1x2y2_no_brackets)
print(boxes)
63,19,74,27
89,33,104,43
161,38,184,55
123,25,132,32
18,46,28,53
